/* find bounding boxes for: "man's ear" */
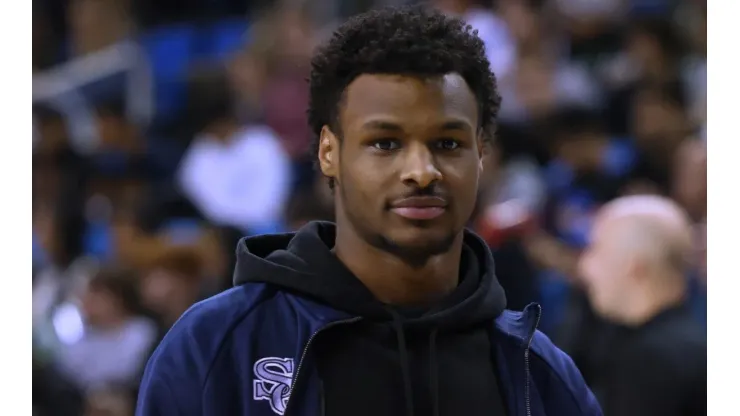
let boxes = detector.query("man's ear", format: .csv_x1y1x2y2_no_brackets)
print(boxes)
318,125,339,181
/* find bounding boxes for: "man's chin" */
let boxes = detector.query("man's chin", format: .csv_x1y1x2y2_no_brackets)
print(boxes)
378,229,458,261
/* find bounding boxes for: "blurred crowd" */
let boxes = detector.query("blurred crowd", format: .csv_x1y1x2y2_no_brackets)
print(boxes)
32,0,707,415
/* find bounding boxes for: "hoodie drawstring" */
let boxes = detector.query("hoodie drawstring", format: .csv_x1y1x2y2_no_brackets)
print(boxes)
390,311,441,416
391,314,416,416
428,329,440,416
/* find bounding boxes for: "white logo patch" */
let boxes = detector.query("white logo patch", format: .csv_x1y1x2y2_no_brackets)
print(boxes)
253,357,294,415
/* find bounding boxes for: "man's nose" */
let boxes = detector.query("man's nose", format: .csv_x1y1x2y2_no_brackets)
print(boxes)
399,143,442,188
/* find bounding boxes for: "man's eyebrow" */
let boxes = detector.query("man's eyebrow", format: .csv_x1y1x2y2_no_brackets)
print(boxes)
360,119,473,131
438,120,472,131
360,120,404,131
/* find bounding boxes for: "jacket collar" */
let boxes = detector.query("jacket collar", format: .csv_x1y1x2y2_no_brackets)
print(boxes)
294,295,542,347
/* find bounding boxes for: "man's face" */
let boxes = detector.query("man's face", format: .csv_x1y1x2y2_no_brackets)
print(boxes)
320,73,483,263
140,268,181,313
80,286,125,327
578,218,632,319
631,90,686,151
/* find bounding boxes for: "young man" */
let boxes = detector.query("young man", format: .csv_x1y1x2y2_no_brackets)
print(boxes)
137,6,600,416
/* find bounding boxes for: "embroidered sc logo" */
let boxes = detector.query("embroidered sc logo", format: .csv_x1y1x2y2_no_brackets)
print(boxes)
253,357,295,415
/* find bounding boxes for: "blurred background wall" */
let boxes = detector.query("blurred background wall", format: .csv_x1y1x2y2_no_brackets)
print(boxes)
32,0,706,415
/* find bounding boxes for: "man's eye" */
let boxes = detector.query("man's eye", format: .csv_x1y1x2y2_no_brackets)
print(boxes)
436,139,460,150
372,140,400,151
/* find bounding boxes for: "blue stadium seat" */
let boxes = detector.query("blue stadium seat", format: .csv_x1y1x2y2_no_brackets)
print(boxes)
83,221,114,261
203,18,249,61
140,25,198,123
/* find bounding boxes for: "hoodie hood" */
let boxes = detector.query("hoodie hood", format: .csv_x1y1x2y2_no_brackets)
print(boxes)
233,221,507,327
234,222,509,416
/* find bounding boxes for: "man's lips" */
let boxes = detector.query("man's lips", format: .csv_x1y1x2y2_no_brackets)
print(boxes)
390,196,448,220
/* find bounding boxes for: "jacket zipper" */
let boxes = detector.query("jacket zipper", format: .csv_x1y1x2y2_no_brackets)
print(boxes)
283,317,362,415
524,304,542,416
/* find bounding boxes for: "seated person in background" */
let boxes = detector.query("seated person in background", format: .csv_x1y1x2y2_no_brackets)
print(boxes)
177,67,292,236
139,246,207,334
474,135,543,311
578,195,706,416
56,267,157,392
525,107,637,333
627,79,693,194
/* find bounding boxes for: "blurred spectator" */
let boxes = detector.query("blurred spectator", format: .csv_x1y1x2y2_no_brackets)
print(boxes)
111,212,227,290
32,105,90,319
529,107,636,273
598,16,682,91
32,203,89,319
577,195,706,415
247,5,318,189
81,102,152,263
497,0,547,57
600,15,687,136
34,0,152,152
497,1,602,124
433,0,516,80
524,106,639,333
177,67,292,235
227,47,269,123
139,246,207,331
56,267,157,391
68,0,132,57
32,106,86,200
476,136,545,237
625,17,684,84
555,0,624,53
628,80,692,193
244,7,315,144
557,137,707,383
474,138,543,310
500,49,602,125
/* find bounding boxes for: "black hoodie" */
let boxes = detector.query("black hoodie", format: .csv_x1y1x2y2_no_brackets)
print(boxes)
233,222,509,416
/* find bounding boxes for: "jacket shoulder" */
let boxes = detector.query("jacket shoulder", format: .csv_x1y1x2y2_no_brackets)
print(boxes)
151,283,272,373
136,283,272,415
529,329,603,416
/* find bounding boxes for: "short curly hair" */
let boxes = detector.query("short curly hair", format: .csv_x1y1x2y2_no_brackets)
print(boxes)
307,5,501,187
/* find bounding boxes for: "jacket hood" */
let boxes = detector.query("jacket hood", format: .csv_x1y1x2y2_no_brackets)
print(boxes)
233,221,507,328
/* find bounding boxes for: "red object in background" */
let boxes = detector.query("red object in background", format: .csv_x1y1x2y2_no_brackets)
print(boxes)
262,72,311,159
475,199,538,248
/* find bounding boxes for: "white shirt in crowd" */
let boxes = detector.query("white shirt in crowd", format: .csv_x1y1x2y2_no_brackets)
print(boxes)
178,125,292,233
464,7,516,81
58,316,157,390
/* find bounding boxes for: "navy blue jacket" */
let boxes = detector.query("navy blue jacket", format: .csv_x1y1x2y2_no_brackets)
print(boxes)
137,223,601,416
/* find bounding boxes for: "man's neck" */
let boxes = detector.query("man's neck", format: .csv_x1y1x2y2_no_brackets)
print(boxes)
618,282,686,327
334,226,463,306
